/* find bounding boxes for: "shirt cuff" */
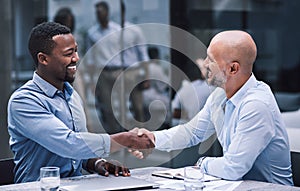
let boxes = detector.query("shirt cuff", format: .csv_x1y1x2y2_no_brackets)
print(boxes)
199,157,210,173
95,134,110,157
153,131,168,149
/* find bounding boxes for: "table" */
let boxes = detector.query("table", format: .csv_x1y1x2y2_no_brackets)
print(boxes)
0,167,299,191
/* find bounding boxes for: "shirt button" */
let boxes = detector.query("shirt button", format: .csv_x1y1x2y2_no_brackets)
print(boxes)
72,161,76,164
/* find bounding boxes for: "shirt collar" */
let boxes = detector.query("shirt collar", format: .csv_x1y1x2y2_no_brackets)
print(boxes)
63,82,74,101
229,73,257,107
33,72,73,98
98,22,113,31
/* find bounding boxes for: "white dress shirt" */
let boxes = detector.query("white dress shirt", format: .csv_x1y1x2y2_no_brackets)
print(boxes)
154,74,293,185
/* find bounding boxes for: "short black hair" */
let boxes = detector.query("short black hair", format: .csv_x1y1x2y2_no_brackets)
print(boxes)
95,1,109,12
148,47,160,60
54,7,75,32
28,22,71,68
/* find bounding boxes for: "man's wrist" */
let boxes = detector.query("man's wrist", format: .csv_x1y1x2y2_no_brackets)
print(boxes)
196,156,206,167
94,158,107,171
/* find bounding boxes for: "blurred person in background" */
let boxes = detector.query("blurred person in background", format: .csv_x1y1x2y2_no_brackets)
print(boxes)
85,1,149,134
54,7,75,33
142,46,170,130
171,60,211,125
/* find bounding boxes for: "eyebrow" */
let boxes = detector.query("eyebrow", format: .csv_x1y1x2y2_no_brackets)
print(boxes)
206,53,214,62
63,45,77,53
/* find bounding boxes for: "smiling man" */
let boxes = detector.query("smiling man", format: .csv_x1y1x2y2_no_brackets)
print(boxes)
131,30,293,185
7,22,154,183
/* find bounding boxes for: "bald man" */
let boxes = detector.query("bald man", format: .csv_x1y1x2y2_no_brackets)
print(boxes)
131,30,293,185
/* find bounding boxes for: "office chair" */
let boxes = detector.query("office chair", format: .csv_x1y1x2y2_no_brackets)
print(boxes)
291,152,300,187
0,158,15,185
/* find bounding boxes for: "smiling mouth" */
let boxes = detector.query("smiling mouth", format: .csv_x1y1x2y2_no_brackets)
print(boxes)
67,65,77,70
206,70,211,79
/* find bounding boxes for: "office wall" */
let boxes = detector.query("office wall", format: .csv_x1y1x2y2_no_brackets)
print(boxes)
0,0,47,159
0,0,13,159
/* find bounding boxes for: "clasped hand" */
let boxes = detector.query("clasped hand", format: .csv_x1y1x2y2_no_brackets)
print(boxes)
128,128,155,159
109,129,155,159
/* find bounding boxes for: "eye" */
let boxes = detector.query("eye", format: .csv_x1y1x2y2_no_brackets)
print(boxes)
64,50,74,57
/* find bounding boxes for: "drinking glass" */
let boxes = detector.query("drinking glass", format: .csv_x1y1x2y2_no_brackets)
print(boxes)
40,166,60,191
184,166,205,191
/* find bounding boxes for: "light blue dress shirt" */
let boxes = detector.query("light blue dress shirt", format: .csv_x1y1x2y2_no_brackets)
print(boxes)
154,74,293,185
86,21,149,68
7,73,110,183
86,21,121,67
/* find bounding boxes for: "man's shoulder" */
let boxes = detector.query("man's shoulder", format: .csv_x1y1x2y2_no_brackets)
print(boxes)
245,81,273,102
109,21,121,29
87,25,99,36
8,80,39,104
236,82,279,115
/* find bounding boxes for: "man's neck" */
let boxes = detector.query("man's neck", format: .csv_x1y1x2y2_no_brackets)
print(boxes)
36,71,64,91
100,21,108,29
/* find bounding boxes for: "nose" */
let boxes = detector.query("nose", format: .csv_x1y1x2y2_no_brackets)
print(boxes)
72,52,80,62
203,58,209,67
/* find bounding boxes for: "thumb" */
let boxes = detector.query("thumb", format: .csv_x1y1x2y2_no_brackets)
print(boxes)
96,165,109,176
129,127,139,133
137,128,146,136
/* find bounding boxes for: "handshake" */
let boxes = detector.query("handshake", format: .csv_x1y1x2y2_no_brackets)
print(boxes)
110,128,155,159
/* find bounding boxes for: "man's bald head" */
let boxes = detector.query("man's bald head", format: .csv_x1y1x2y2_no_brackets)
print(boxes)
209,30,257,75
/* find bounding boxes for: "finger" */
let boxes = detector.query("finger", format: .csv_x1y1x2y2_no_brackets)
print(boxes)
141,148,154,158
133,134,155,149
128,149,139,156
120,165,128,177
141,134,155,148
129,127,139,133
97,165,109,177
123,167,131,176
116,162,130,177
148,137,155,148
133,150,144,159
138,129,155,145
109,160,122,176
128,149,141,158
130,150,144,159
137,128,146,136
114,167,119,176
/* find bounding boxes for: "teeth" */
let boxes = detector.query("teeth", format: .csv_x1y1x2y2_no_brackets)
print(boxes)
67,65,76,70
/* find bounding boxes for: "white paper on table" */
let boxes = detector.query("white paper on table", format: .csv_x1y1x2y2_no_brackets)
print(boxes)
152,168,221,181
156,179,242,191
153,168,242,191
204,180,242,191
157,179,185,190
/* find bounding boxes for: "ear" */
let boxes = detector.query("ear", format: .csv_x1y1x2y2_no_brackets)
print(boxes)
37,52,48,66
229,61,239,74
